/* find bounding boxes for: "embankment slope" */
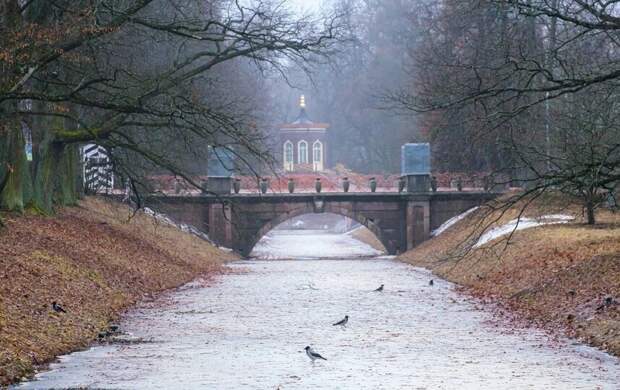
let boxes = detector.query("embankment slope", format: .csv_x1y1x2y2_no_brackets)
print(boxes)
0,197,235,385
349,226,387,253
399,195,620,356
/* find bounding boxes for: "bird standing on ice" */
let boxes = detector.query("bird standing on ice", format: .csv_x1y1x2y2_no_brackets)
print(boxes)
374,284,384,292
333,315,349,327
305,346,327,362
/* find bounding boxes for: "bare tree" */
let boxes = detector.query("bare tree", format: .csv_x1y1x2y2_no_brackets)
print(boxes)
383,0,619,224
506,86,620,224
269,0,420,173
0,0,345,212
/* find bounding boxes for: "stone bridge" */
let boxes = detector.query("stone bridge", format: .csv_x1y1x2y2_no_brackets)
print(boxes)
145,191,497,257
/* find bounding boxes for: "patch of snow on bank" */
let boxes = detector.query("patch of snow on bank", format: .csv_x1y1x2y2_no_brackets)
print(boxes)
143,207,227,249
474,214,574,248
431,207,479,237
375,255,397,260
251,230,384,260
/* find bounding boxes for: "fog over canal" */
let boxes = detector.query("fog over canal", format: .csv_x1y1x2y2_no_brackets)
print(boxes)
15,229,620,389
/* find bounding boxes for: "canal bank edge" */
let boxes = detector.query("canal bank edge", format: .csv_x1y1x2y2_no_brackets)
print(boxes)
0,197,236,386
398,194,620,358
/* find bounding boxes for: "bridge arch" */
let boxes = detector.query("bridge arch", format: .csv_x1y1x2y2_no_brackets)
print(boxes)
145,191,499,257
245,203,390,257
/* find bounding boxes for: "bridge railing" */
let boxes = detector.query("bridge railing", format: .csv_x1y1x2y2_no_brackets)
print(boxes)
137,173,511,196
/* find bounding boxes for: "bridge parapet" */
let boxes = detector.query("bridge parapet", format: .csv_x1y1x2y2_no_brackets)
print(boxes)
144,191,499,257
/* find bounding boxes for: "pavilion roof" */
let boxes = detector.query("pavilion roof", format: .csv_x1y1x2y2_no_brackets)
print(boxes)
280,95,330,130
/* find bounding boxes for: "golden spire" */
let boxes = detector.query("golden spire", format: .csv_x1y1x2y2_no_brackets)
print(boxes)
300,95,306,109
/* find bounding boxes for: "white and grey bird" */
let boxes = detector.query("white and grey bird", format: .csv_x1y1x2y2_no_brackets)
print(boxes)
52,301,66,313
305,346,327,362
333,315,349,327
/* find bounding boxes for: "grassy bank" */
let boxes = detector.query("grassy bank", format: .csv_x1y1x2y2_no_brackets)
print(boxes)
399,194,620,356
349,226,387,253
0,197,235,385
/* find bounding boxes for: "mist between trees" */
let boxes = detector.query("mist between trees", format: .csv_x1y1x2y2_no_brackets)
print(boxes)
0,0,345,213
1,0,619,224
381,0,620,224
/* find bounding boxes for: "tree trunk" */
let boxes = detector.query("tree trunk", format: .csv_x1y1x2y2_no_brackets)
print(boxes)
54,144,79,206
16,108,81,212
0,123,28,211
585,195,596,225
32,140,79,212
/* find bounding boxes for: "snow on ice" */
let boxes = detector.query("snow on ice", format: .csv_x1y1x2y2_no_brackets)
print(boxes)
251,230,384,260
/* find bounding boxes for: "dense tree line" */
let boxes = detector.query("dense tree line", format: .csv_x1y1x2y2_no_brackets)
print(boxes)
3,0,618,224
270,0,423,173
0,0,343,212
386,0,620,223
273,0,618,223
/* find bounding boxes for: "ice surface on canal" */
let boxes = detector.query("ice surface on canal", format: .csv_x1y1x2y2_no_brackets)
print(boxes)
16,258,620,389
251,229,384,259
14,231,620,389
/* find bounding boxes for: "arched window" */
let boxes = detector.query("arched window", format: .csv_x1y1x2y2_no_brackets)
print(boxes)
298,140,308,164
312,140,323,171
283,141,294,171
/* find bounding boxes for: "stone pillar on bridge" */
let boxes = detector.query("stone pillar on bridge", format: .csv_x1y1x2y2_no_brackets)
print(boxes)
401,143,431,193
207,146,234,194
208,202,233,249
207,177,233,195
406,200,430,250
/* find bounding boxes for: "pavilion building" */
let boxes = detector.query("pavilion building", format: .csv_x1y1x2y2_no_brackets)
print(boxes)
279,96,329,172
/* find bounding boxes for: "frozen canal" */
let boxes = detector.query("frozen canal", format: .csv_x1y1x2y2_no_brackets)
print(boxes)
250,229,384,259
16,231,620,389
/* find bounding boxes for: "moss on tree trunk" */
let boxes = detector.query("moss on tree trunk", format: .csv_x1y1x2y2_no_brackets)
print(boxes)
54,144,79,207
1,122,81,213
0,124,29,211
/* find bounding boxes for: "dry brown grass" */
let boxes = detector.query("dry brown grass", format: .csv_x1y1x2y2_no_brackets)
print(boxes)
0,197,235,385
349,227,386,252
399,193,620,356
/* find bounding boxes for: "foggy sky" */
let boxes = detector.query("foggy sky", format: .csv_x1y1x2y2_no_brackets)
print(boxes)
288,0,322,13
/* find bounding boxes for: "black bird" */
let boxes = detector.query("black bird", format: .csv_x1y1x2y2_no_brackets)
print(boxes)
429,279,434,286
333,315,349,327
97,331,110,341
597,296,616,311
374,284,384,292
305,346,327,362
52,301,66,313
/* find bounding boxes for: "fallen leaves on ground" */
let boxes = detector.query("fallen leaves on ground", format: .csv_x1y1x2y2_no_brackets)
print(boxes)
399,193,620,357
0,197,235,385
